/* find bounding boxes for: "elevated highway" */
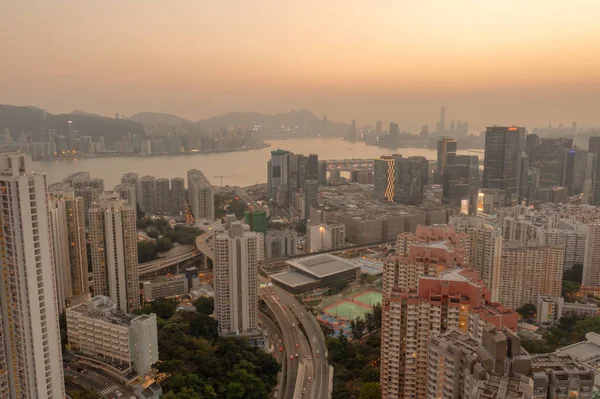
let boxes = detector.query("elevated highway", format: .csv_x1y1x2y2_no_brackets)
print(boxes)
138,250,201,276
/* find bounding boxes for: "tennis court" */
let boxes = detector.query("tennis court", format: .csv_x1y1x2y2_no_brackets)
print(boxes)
324,300,371,321
354,291,382,307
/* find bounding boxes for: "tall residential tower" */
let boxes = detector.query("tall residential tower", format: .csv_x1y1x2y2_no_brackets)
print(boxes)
0,153,66,398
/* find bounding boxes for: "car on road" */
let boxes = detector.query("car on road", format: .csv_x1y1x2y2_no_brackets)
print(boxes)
308,377,312,383
295,353,299,358
295,343,299,348
316,350,320,357
279,347,283,352
303,387,306,394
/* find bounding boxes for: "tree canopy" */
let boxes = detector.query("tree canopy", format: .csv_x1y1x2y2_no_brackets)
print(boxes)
152,295,279,398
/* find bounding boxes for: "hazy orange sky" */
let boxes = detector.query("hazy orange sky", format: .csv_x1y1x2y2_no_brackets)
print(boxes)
2,0,600,131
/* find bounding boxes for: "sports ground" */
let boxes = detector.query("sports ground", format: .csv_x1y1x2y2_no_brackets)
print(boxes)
322,289,382,321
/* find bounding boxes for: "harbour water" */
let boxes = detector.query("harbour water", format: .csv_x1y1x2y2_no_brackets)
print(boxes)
32,138,481,188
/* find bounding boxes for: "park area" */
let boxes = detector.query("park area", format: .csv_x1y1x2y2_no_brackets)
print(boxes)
317,288,382,338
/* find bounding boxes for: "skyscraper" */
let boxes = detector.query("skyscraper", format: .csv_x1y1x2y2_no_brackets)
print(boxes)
389,122,399,140
114,183,137,208
214,222,260,337
394,156,425,205
187,169,214,222
375,120,382,136
497,242,564,310
48,189,89,312
89,177,105,194
436,106,446,134
482,126,525,205
435,137,457,183
307,154,319,181
155,178,170,214
303,179,319,221
525,133,540,167
589,136,600,154
0,153,65,398
533,137,573,188
350,120,357,142
170,177,186,213
583,223,600,287
318,160,328,185
140,175,156,214
374,156,397,202
287,153,307,203
89,194,140,312
442,155,479,214
374,155,426,204
267,149,290,202
121,172,141,209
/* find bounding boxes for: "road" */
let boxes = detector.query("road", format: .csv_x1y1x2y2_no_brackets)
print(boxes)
269,283,330,399
64,358,133,399
261,281,331,399
259,313,286,398
259,288,313,399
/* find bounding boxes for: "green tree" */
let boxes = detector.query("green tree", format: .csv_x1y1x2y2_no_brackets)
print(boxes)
143,298,178,320
138,240,158,263
351,316,366,340
516,303,536,320
175,387,202,399
70,391,102,399
194,296,214,315
562,280,580,298
372,303,382,329
156,237,174,252
358,382,381,399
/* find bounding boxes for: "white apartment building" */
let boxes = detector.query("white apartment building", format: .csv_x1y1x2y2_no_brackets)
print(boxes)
498,241,564,310
187,169,214,222
141,275,190,301
307,221,345,252
0,153,65,398
89,194,140,312
583,223,600,287
265,229,297,259
121,172,141,209
214,222,259,337
48,189,88,312
66,296,158,375
473,225,503,301
537,296,599,325
503,216,539,242
170,177,186,213
140,175,156,214
114,183,137,209
155,178,170,214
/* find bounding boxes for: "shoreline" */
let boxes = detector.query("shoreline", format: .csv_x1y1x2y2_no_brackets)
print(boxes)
34,143,271,162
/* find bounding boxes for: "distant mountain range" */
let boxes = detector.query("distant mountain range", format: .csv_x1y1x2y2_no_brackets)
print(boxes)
195,109,330,136
128,111,192,126
0,104,344,140
0,105,144,142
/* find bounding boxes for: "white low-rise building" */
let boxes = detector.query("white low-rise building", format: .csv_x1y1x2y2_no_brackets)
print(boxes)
538,296,599,325
307,221,345,252
66,296,158,375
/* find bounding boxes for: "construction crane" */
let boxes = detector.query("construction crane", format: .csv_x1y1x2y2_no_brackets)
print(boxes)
213,175,239,187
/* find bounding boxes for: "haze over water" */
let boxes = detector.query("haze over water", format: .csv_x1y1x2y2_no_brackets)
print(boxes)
32,138,480,189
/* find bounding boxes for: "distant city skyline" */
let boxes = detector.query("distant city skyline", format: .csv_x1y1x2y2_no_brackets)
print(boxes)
3,1,600,130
